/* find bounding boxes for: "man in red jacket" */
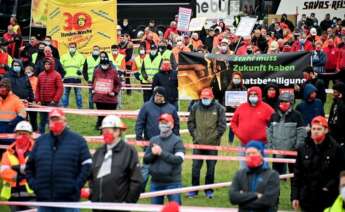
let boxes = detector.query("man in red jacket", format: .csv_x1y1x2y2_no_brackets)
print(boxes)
323,39,340,88
35,58,63,134
231,86,274,168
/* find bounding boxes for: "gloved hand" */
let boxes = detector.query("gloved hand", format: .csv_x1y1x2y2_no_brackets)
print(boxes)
77,70,82,76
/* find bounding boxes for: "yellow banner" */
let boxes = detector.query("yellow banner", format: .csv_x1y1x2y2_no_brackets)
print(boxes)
31,0,105,28
46,0,117,56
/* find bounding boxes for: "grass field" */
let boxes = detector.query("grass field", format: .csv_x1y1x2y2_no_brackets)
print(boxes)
1,87,334,211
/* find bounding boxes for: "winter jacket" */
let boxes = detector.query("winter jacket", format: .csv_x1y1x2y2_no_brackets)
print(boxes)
34,58,65,78
297,78,326,104
135,99,180,141
152,70,178,104
291,40,314,52
4,69,34,102
231,87,274,145
188,100,227,145
323,46,339,70
328,87,345,145
267,109,307,151
26,128,92,202
90,140,143,203
296,84,324,125
35,69,63,103
230,164,280,212
291,135,345,212
312,50,327,73
263,82,280,111
337,45,345,71
144,133,184,183
92,66,121,104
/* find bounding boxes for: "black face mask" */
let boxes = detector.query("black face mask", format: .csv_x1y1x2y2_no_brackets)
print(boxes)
247,49,253,54
158,46,166,53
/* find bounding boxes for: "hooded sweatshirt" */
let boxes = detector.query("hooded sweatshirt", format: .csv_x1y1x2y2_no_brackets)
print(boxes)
295,83,324,125
231,86,274,145
263,82,280,111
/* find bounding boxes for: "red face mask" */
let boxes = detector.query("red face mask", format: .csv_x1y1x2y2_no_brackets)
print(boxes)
161,63,171,72
267,90,276,98
279,102,290,112
312,134,326,144
246,155,263,168
49,121,65,134
103,132,114,144
15,135,31,164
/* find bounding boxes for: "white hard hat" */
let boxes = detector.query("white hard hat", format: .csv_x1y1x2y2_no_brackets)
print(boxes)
117,25,122,30
310,28,317,36
15,121,33,133
100,115,127,130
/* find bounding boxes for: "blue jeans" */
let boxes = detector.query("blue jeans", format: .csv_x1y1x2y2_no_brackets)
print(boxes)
150,182,182,205
62,87,82,109
88,88,94,109
141,163,150,192
38,207,80,212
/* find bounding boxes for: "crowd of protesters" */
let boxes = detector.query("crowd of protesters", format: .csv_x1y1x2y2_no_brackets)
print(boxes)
0,11,344,212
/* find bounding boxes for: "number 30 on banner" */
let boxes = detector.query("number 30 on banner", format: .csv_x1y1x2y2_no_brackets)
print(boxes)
63,12,92,31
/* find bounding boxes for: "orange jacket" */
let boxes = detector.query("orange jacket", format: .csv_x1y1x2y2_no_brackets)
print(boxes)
0,141,33,187
28,76,38,95
0,92,26,122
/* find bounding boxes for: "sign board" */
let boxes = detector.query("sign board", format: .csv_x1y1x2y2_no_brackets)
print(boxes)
235,16,257,37
189,17,207,31
177,7,193,32
225,91,247,107
94,79,114,94
196,0,240,18
276,0,345,22
178,51,310,100
46,0,117,56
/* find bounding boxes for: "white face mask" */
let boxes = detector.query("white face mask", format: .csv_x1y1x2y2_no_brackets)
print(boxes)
249,96,259,105
112,50,118,55
69,47,76,53
232,78,241,85
26,72,33,77
101,65,109,70
150,50,157,55
340,187,345,200
139,49,145,55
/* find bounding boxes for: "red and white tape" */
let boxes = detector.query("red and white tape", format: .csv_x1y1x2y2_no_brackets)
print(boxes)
0,134,297,157
63,83,152,90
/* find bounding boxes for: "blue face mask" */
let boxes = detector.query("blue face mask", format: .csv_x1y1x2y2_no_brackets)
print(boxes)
13,66,21,73
201,99,212,106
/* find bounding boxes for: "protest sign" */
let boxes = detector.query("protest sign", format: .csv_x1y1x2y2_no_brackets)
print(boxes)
225,91,247,107
177,7,192,32
235,16,257,37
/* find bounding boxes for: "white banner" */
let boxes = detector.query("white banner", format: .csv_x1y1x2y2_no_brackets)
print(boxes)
225,91,247,107
235,16,257,37
189,17,207,31
177,7,193,32
276,0,345,21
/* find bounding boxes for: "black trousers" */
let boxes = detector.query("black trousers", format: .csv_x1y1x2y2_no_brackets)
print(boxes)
272,155,295,175
95,102,118,128
143,90,153,102
191,149,218,193
28,111,38,132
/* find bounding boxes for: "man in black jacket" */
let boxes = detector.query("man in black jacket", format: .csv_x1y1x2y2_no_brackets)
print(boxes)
152,60,178,110
291,116,345,212
295,66,326,104
328,82,345,151
26,109,92,212
90,115,143,212
230,141,280,212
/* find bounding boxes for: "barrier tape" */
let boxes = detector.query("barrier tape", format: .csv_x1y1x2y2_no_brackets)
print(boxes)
63,83,152,90
0,201,243,212
0,134,297,157
0,174,294,211
25,105,234,119
140,173,293,199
